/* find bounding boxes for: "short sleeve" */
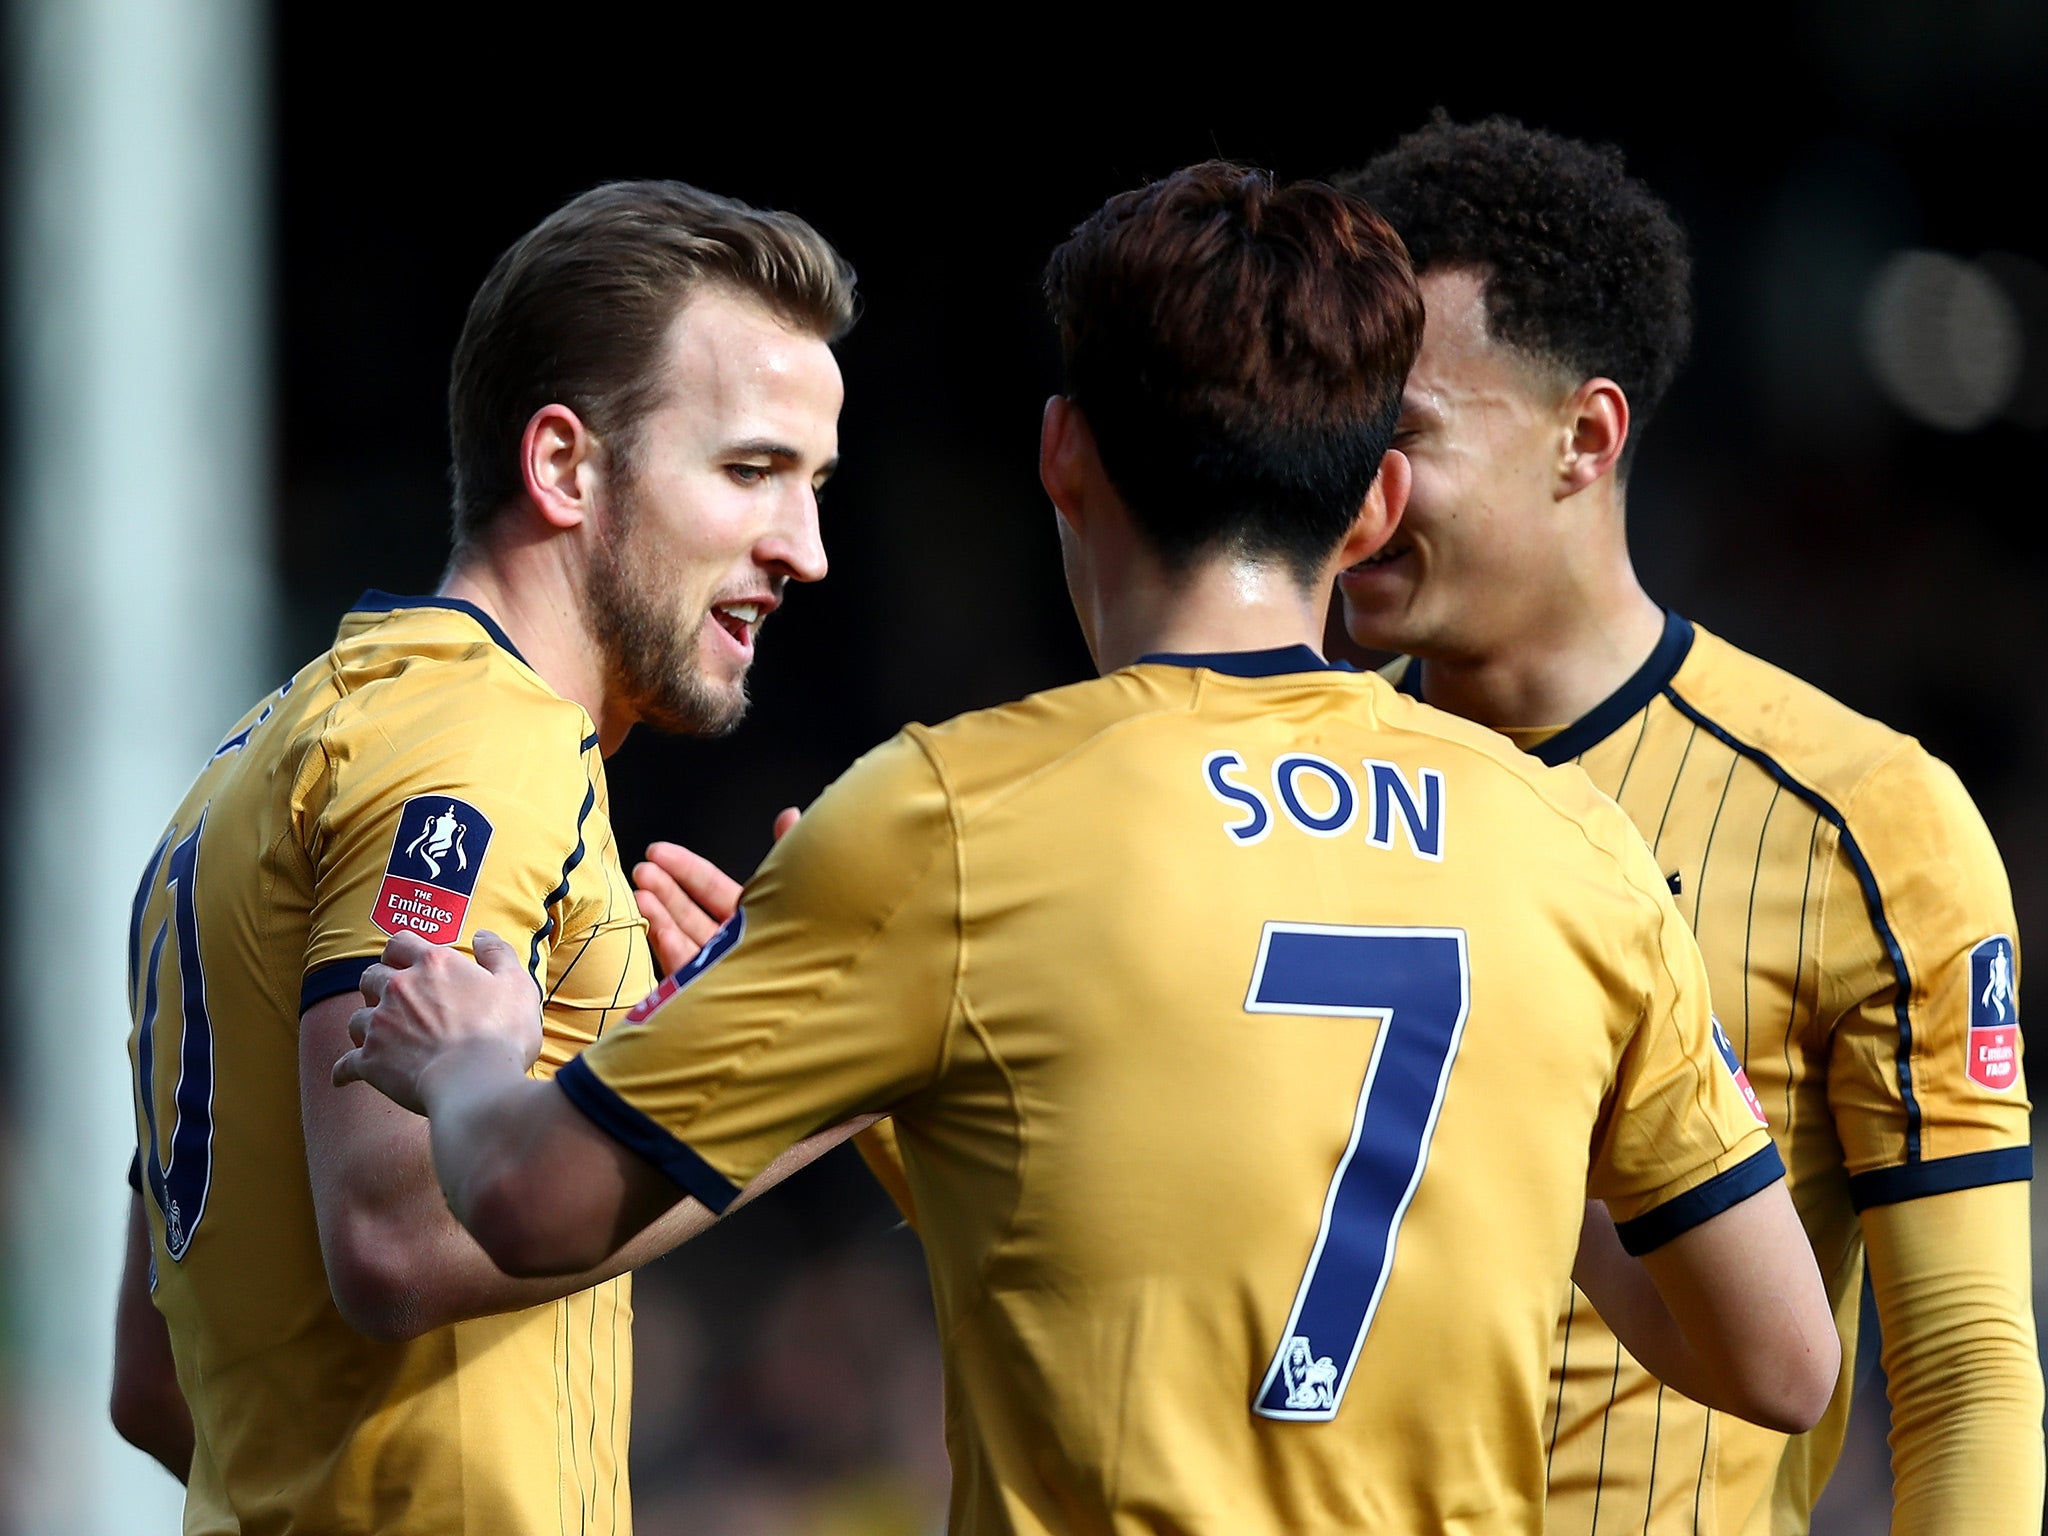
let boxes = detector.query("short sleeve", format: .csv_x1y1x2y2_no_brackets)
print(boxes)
1823,745,2033,1210
557,730,959,1213
1588,831,1782,1254
297,682,598,1017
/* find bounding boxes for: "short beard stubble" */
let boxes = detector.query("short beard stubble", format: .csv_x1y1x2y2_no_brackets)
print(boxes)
586,473,750,739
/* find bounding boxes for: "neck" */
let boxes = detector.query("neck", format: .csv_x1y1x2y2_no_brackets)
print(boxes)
1416,540,1664,729
439,527,631,754
1088,549,1328,674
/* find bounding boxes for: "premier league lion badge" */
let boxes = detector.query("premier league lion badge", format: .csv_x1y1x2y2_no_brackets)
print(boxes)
373,795,494,944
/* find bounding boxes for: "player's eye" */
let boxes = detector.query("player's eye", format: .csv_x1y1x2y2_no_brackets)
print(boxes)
726,463,770,486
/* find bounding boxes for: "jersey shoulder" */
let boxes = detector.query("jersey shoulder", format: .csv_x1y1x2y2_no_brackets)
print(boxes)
1670,625,1919,800
1369,674,1663,881
307,610,593,784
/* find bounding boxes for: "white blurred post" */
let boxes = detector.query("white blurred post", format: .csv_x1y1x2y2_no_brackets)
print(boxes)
6,1,270,1531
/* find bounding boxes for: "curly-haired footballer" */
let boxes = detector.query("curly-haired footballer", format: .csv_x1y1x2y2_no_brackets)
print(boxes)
1337,115,2041,1536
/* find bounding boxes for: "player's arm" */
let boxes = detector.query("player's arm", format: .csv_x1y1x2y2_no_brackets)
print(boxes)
109,1189,192,1482
304,980,863,1337
1570,1192,1838,1433
632,815,920,1226
1587,814,1839,1434
1822,747,2042,1534
1864,1183,2041,1532
342,731,956,1277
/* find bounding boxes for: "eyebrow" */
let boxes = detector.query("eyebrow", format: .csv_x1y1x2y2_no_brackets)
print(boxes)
726,439,838,479
726,438,803,462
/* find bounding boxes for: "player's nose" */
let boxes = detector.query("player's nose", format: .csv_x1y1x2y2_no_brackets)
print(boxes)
761,486,827,585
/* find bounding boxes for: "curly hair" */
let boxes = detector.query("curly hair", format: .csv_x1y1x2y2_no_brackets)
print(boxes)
1334,114,1692,473
1045,161,1421,581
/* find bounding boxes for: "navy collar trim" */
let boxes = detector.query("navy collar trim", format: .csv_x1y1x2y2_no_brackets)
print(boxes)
1396,610,1697,767
1136,645,1334,678
352,590,529,667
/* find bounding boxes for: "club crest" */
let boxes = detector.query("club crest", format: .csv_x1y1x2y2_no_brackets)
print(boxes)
372,795,494,945
1967,935,2019,1091
1710,1017,1769,1126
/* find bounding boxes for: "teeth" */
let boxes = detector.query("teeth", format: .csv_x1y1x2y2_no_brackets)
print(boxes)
719,603,762,625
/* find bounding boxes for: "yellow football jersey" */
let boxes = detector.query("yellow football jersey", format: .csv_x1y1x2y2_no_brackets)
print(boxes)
562,647,1776,1536
126,593,652,1536
1392,612,2033,1536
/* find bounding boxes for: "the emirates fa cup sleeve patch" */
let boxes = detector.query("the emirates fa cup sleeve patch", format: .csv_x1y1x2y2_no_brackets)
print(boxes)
1711,1016,1770,1126
1967,935,2020,1091
372,795,495,944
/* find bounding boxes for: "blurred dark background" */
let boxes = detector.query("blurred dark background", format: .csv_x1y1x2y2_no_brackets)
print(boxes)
12,5,2048,1531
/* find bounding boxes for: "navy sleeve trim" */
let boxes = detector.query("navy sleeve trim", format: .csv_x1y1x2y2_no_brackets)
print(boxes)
1661,688,1926,1160
555,1056,741,1214
1849,1145,2032,1212
1616,1142,1786,1256
300,956,378,1014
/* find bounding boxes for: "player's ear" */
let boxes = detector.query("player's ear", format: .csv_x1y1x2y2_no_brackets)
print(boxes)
1333,449,1411,569
520,403,601,533
1040,395,1090,537
1557,379,1629,499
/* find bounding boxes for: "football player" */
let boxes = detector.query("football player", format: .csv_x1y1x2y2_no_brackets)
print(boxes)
1334,116,2042,1536
336,162,1839,1536
114,180,856,1532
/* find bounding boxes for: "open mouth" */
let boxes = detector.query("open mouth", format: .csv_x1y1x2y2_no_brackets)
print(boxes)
710,600,765,648
1351,543,1411,573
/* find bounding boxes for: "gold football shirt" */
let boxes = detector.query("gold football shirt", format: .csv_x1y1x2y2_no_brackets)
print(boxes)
563,648,1776,1536
126,593,652,1535
1394,612,2033,1536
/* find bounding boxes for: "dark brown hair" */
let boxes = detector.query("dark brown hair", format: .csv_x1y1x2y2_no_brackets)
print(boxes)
448,180,856,548
1044,161,1421,581
1335,114,1692,477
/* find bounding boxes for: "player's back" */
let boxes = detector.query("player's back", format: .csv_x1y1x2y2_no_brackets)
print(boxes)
862,651,1775,1534
127,596,644,1535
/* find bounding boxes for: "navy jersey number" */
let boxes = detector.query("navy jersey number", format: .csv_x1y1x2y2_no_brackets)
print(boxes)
1246,923,1470,1421
130,810,217,1261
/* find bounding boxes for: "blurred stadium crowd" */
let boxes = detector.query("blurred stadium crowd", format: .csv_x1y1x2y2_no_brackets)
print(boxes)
5,6,2048,1532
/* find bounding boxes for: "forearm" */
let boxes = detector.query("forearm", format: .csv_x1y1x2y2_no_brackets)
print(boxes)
110,1194,193,1482
1571,1200,1722,1407
1577,1181,1838,1433
1865,1181,2043,1536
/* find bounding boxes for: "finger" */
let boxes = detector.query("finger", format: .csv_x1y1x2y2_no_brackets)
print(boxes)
771,807,801,842
632,859,723,946
358,963,390,1006
331,1049,363,1088
381,930,432,968
472,930,524,976
348,1007,371,1047
642,842,743,917
635,889,700,977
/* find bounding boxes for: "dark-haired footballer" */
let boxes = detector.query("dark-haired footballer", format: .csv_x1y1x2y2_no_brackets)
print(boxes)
334,162,1837,1536
1336,116,2041,1536
116,181,854,1535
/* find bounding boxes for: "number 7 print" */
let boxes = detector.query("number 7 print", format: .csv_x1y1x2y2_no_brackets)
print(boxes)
1246,924,1471,1421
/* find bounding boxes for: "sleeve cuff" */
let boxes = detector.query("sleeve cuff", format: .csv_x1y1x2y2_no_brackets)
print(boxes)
1616,1141,1786,1256
1848,1145,2033,1212
555,1057,742,1214
300,956,379,1014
